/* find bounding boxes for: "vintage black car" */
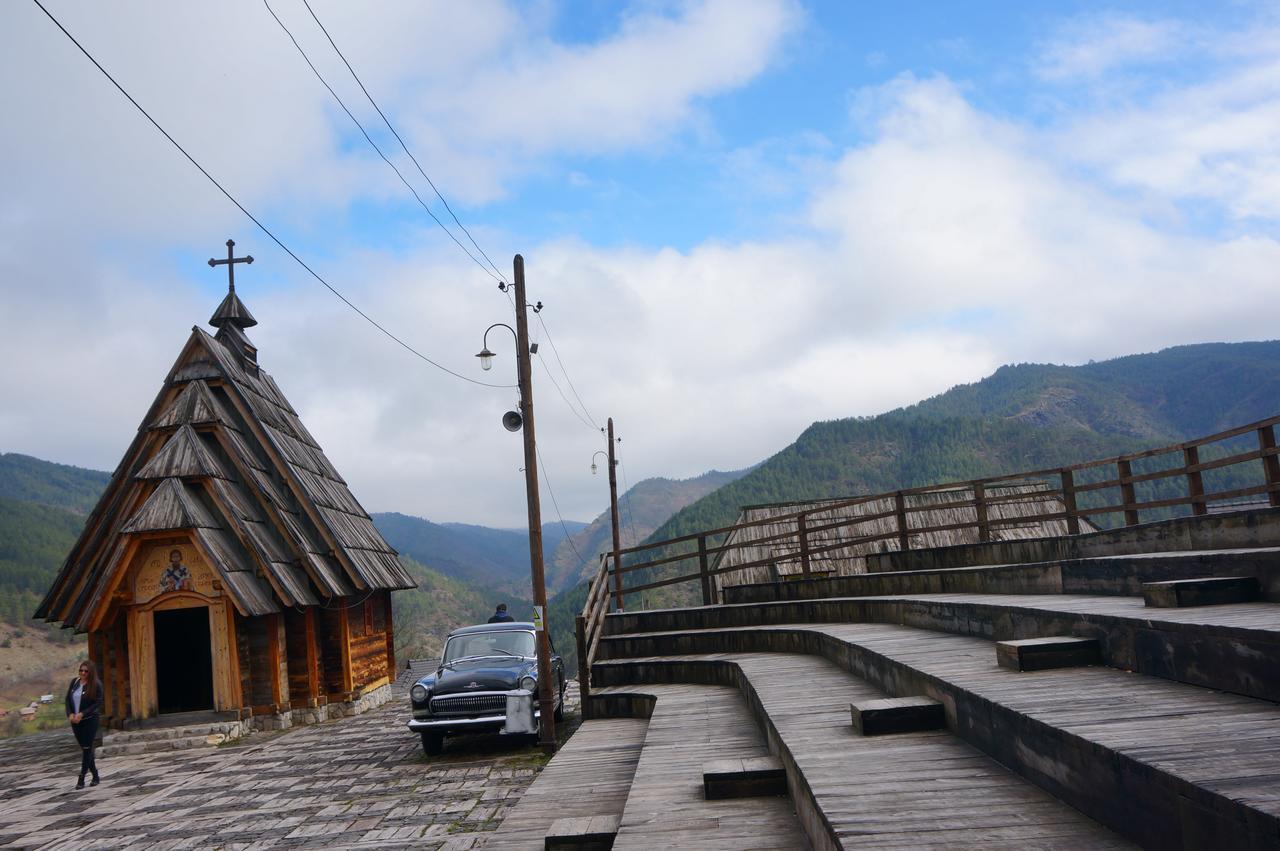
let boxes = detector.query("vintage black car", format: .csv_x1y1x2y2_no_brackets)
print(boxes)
406,621,565,755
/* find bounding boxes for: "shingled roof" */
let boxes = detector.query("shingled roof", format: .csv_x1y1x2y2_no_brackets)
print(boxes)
37,292,414,631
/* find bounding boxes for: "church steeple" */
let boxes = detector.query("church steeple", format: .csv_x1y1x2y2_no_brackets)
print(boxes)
207,239,258,329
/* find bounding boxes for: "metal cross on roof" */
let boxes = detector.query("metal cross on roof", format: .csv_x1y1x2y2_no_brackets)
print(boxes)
207,239,254,293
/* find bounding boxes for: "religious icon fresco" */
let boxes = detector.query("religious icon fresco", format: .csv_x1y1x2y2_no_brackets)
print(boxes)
159,549,192,593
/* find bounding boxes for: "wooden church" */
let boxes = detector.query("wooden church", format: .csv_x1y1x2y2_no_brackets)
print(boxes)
37,243,415,728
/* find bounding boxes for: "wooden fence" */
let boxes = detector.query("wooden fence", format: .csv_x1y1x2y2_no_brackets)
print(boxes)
576,414,1280,702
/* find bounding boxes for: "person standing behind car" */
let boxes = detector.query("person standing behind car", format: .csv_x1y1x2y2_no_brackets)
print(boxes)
66,660,104,789
487,603,514,623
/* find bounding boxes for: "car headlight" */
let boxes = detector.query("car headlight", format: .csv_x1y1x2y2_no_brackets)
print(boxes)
410,684,429,703
519,675,536,692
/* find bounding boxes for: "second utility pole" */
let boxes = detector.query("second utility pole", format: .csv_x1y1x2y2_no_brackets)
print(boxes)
607,417,624,612
512,254,556,753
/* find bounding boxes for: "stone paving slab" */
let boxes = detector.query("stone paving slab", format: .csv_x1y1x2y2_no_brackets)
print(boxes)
0,678,580,850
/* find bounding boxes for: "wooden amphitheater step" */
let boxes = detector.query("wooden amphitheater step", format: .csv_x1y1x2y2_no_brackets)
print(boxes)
601,592,1280,702
600,683,803,850
702,755,787,799
850,696,945,735
1143,576,1261,608
484,717,646,850
722,547,1280,604
545,815,620,850
594,651,1130,850
592,621,1280,849
996,636,1102,671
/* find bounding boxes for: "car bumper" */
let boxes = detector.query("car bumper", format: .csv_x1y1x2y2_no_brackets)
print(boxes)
407,689,539,736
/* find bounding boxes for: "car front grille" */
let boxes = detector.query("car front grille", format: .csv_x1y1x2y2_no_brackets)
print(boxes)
430,693,506,717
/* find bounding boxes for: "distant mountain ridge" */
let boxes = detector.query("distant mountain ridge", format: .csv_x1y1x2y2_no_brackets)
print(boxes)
545,468,750,593
370,512,583,598
0,454,110,515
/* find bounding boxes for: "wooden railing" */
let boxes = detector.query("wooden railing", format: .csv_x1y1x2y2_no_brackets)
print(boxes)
573,414,1280,699
575,553,612,711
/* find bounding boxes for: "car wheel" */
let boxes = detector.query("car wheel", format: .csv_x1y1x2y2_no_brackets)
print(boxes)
554,678,565,722
420,731,444,756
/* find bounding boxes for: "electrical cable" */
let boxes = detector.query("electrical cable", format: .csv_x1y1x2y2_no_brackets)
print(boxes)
299,0,508,283
537,355,598,433
263,0,504,287
535,311,600,431
31,0,514,390
617,460,641,547
534,445,591,576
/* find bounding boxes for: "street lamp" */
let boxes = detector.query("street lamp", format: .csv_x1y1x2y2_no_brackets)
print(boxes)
592,418,625,612
474,256,557,754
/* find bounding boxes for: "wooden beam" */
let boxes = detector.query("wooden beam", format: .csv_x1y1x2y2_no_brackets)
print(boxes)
1117,459,1140,526
339,605,353,694
1259,426,1280,508
305,607,321,705
1184,446,1207,516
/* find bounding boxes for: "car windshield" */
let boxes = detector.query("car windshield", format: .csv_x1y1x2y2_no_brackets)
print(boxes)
442,630,536,664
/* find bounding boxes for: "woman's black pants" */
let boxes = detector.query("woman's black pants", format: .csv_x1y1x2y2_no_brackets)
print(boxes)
72,717,99,779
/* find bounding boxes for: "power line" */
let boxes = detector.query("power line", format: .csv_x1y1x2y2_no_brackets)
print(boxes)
263,0,505,287
536,312,600,431
537,355,598,433
298,0,508,284
534,445,591,576
31,0,514,391
617,460,641,547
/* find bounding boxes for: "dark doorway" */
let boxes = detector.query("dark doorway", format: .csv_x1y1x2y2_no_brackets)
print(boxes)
154,607,214,714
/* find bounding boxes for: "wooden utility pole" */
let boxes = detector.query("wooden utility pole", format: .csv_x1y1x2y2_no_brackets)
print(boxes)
607,417,624,612
512,255,557,753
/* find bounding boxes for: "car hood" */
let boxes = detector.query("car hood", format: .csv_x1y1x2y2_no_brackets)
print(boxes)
434,658,535,694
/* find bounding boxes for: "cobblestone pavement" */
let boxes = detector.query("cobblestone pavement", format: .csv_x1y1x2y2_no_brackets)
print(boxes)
0,679,581,850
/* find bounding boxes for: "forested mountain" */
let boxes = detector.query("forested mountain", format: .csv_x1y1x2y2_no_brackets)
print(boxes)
0,454,110,514
0,497,87,632
545,468,749,593
371,512,582,597
644,340,1280,553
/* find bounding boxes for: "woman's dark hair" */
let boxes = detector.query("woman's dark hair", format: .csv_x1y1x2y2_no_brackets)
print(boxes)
77,659,102,695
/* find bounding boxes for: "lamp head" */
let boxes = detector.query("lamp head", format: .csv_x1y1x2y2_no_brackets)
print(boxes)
591,462,598,475
475,347,496,371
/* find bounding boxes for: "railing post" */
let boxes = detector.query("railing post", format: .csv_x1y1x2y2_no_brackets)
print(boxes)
894,492,910,551
1061,469,1081,535
797,513,811,576
1259,425,1280,507
973,482,990,543
575,614,591,719
1184,446,1207,516
697,535,717,606
1117,459,1140,526
609,553,624,612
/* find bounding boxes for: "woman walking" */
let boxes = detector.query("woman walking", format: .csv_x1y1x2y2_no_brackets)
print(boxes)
66,660,103,789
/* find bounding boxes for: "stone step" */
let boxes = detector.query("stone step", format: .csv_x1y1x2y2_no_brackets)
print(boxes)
592,621,1280,848
98,719,248,757
1143,576,1261,608
723,547,1280,604
996,636,1102,671
850,696,945,735
600,593,1280,702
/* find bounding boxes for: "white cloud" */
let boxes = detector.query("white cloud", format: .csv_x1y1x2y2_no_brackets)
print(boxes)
1035,13,1185,81
3,4,1279,530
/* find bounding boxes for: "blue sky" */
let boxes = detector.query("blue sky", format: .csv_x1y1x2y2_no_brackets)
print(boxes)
2,1,1278,529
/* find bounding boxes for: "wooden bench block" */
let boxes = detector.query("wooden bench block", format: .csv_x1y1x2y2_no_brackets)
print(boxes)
545,814,620,850
850,696,945,736
1143,577,1260,608
702,755,787,800
996,637,1101,672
